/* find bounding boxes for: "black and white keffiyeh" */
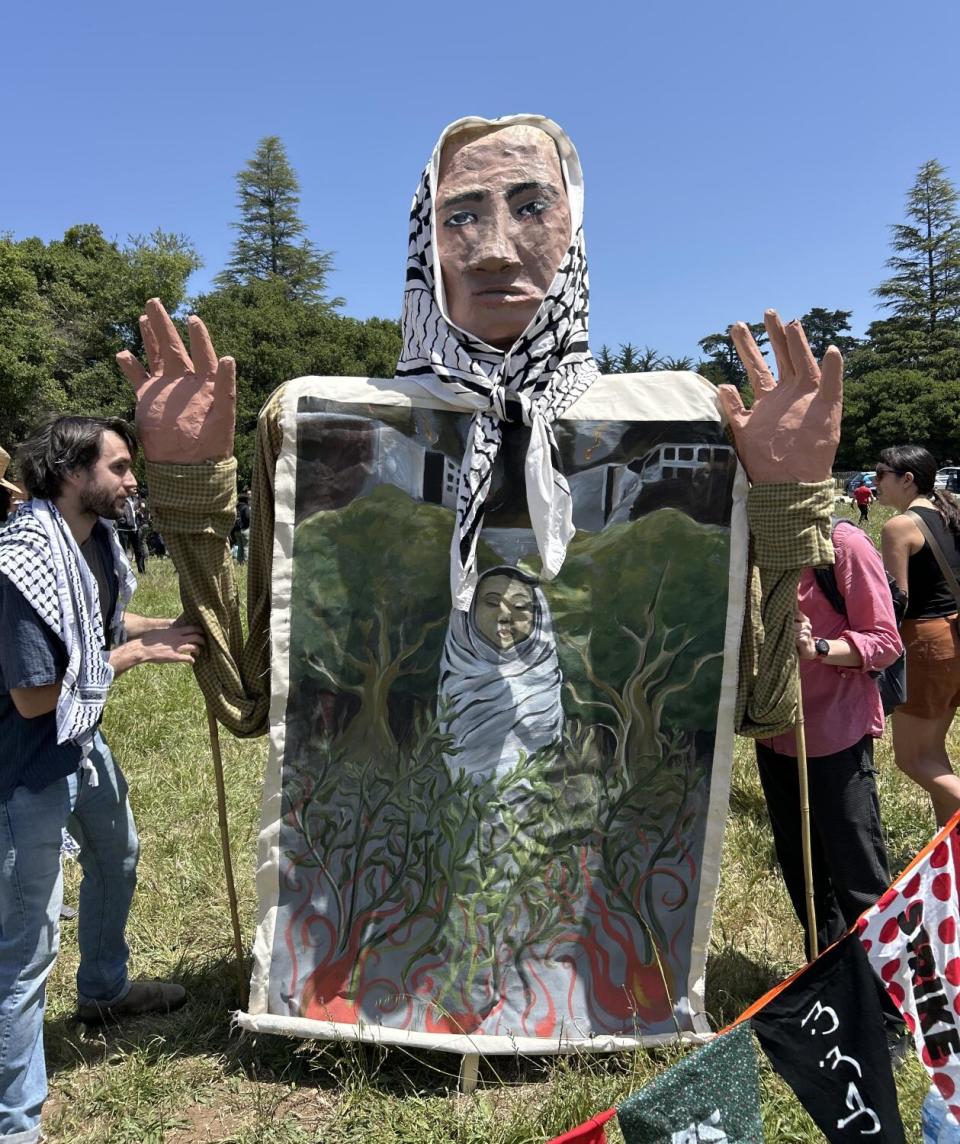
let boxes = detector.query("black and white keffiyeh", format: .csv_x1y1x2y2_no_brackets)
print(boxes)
0,500,135,768
395,114,599,610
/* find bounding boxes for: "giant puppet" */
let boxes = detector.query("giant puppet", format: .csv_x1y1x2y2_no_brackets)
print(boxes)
119,116,840,1052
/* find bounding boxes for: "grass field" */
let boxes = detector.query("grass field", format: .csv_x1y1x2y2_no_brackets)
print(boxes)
38,502,949,1142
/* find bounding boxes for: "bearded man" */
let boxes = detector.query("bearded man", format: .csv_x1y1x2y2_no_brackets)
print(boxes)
0,416,206,1144
115,117,840,1045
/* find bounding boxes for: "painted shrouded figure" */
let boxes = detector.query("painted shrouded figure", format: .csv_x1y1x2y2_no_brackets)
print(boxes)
439,566,563,780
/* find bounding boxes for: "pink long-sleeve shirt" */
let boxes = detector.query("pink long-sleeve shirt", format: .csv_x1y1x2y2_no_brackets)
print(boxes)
761,523,903,758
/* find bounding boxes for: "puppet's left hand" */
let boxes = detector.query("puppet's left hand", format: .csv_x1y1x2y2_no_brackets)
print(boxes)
116,299,235,464
716,309,842,484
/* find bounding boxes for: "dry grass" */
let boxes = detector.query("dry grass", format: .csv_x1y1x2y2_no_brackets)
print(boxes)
37,504,949,1140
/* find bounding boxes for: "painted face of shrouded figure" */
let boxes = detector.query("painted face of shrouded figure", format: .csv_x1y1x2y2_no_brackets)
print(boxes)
472,574,537,650
435,125,572,351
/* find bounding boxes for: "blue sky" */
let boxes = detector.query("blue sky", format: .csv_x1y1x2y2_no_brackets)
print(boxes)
4,0,959,363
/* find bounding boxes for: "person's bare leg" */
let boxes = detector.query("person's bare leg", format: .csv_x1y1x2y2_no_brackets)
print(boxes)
892,709,960,826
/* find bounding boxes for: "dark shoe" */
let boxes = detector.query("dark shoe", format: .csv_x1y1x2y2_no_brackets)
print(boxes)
77,980,187,1025
886,1026,913,1070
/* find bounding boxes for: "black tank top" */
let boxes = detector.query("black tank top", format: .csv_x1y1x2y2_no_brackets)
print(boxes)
905,505,960,619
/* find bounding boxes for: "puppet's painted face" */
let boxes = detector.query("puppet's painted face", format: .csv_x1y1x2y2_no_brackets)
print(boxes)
436,126,571,351
472,574,537,649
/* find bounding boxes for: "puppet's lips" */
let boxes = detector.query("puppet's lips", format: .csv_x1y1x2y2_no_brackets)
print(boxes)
473,289,537,304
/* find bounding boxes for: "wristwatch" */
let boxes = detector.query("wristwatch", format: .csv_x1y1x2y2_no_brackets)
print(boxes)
814,638,830,657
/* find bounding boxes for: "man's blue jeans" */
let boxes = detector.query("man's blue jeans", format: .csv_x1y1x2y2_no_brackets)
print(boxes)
0,735,138,1142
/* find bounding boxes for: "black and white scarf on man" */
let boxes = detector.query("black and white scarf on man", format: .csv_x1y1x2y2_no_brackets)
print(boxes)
395,114,599,610
0,499,135,779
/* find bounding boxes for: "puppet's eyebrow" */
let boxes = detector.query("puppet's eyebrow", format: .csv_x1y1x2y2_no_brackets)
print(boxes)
439,182,560,211
439,189,485,210
505,181,559,201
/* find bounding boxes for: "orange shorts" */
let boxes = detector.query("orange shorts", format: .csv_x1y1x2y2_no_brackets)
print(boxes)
899,615,960,719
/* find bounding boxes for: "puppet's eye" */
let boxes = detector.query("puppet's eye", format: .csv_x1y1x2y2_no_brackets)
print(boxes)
517,199,549,219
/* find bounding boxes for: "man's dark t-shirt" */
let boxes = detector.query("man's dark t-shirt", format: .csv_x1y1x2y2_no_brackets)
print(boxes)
0,523,119,800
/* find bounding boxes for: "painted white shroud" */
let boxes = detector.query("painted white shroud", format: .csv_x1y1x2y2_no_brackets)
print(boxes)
438,573,564,782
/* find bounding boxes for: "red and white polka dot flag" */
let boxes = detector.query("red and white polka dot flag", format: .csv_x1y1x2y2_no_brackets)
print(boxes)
857,812,960,1117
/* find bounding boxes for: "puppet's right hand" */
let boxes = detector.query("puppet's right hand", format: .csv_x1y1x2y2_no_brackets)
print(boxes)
116,298,236,463
715,309,842,484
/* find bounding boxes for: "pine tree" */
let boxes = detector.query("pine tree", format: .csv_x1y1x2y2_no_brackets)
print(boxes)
215,136,338,305
595,344,619,373
874,160,960,346
798,308,860,360
617,343,662,372
633,345,664,371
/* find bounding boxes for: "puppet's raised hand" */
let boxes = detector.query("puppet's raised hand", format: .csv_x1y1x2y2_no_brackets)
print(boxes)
716,309,842,484
116,298,235,463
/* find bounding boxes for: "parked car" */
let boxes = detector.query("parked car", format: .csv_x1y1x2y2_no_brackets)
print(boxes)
844,471,877,497
935,466,960,492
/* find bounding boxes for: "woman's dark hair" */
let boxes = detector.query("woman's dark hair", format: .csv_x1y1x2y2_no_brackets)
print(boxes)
16,416,138,500
0,487,10,522
477,565,540,587
880,444,960,534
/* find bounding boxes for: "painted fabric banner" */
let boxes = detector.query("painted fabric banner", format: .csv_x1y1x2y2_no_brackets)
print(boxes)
238,369,748,1053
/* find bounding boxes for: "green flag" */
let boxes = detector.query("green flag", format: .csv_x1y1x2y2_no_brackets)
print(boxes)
617,1023,763,1142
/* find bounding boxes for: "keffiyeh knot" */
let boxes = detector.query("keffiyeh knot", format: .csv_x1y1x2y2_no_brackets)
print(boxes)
489,384,536,427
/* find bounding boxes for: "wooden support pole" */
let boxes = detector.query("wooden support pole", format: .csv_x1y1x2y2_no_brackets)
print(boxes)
459,1052,479,1094
207,707,249,1009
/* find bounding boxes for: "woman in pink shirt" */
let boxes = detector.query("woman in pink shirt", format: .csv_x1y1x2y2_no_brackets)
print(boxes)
756,521,903,957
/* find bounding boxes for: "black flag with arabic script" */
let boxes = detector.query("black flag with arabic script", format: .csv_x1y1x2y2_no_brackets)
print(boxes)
750,933,905,1143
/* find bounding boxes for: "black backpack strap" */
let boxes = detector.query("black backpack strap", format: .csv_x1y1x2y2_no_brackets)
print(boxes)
813,521,850,617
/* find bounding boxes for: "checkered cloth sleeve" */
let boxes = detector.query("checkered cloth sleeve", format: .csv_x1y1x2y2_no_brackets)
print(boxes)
735,479,834,738
145,388,284,738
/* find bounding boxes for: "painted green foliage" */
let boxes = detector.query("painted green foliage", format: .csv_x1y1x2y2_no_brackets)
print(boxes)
547,510,729,771
292,488,729,776
291,484,497,758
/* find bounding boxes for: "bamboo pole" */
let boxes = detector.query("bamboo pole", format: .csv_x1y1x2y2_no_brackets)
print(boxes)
794,669,818,961
207,707,249,1009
